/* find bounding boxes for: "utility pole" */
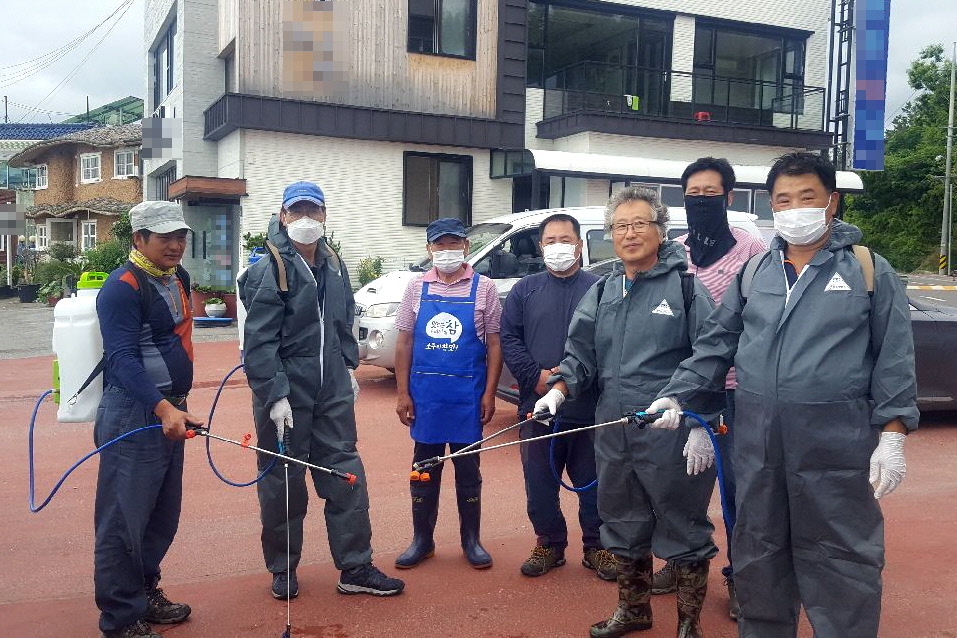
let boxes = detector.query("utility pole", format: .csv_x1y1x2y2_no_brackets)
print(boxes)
941,42,955,276
3,95,7,123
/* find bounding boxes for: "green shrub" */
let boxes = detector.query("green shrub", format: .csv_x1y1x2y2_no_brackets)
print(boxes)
48,243,78,261
110,212,132,247
357,256,384,286
83,240,128,274
33,260,77,286
36,280,62,302
205,297,224,305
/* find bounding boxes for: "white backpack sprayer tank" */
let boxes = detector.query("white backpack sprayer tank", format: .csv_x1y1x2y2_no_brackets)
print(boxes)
52,272,108,422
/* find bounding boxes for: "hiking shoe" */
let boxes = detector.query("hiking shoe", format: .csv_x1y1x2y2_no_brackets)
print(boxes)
726,576,740,621
102,620,162,638
520,545,566,577
651,561,676,594
582,548,618,581
144,587,191,624
337,563,405,596
271,571,299,600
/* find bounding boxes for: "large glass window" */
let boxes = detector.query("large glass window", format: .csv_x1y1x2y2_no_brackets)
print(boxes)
408,0,476,59
403,152,472,226
693,23,806,122
114,150,136,178
527,0,672,107
80,153,102,183
152,19,176,109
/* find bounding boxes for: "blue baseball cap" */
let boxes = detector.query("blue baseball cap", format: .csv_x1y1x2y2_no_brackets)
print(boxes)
426,217,467,243
282,181,325,209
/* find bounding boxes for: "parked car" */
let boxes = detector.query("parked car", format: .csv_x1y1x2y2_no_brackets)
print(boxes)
496,267,957,414
354,205,761,371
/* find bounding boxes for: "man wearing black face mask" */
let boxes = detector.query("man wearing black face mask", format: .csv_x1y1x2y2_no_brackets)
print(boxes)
652,158,765,620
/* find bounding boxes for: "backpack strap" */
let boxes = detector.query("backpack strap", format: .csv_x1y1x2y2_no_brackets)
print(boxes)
265,240,289,292
851,244,875,295
680,271,695,316
739,251,771,302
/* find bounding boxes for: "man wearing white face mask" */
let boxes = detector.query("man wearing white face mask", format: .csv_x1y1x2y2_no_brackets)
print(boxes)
239,181,404,601
651,153,918,638
394,217,503,569
500,214,615,581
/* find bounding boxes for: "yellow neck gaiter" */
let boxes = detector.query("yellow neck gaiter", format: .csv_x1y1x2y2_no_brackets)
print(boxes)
129,249,176,278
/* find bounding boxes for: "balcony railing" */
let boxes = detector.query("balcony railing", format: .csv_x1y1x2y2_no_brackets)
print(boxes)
542,61,825,132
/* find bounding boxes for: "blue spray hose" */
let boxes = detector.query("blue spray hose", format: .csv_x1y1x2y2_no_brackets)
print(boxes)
28,365,278,511
548,417,598,493
28,390,164,513
681,411,735,535
203,363,277,486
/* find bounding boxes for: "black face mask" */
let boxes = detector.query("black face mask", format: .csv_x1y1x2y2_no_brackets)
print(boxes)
683,194,737,268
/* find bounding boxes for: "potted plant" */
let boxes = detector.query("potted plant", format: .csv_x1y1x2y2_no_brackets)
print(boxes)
0,266,12,298
36,280,63,306
204,296,227,318
190,284,215,316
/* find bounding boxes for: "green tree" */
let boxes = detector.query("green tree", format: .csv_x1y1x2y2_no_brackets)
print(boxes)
844,44,955,272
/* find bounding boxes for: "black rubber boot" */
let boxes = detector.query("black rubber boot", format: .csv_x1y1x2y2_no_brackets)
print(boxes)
395,479,440,569
456,483,492,568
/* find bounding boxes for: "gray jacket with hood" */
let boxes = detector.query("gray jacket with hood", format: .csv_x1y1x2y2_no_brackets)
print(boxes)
238,215,359,409
661,220,919,429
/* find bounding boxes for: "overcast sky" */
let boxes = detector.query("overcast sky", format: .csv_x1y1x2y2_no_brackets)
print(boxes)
0,0,954,130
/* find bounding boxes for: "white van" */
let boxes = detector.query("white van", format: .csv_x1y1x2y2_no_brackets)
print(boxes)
354,206,761,371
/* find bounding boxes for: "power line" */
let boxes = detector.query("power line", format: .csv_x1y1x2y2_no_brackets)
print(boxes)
885,88,921,128
15,0,137,122
0,0,135,91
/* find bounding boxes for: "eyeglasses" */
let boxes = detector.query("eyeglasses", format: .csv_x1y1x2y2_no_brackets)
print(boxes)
284,206,326,220
610,220,655,236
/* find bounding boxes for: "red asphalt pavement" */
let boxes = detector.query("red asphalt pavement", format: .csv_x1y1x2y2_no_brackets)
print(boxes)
1,340,956,638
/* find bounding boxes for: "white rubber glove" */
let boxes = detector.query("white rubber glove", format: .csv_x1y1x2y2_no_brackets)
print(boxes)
349,369,359,402
269,397,293,442
683,427,715,476
647,397,682,430
869,431,906,499
532,388,565,422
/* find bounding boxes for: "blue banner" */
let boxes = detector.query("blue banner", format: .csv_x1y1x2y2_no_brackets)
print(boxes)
853,0,892,170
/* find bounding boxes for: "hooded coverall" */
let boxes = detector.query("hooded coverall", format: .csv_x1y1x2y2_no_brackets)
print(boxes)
660,221,919,638
239,216,373,574
555,241,722,563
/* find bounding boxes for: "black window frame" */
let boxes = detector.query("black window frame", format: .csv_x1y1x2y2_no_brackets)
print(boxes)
403,151,473,227
407,0,478,60
152,19,177,110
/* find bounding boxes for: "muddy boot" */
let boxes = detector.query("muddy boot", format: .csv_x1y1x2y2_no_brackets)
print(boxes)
652,560,677,594
456,483,492,568
396,478,441,568
589,554,653,637
675,559,709,638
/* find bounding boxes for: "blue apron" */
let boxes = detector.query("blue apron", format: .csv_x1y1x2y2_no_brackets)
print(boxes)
410,275,487,444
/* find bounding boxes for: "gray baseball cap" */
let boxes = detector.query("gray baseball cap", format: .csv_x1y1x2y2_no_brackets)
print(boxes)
129,201,192,234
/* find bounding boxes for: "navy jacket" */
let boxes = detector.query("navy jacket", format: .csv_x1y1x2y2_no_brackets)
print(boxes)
501,268,600,423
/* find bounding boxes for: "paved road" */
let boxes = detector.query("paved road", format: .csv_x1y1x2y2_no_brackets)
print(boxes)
1,341,955,637
907,272,957,307
0,297,239,360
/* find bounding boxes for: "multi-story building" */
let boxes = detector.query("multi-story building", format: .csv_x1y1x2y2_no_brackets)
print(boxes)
143,0,864,285
8,122,143,253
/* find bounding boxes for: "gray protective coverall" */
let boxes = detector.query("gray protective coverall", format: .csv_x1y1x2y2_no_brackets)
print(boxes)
556,241,722,564
238,216,372,574
660,221,919,638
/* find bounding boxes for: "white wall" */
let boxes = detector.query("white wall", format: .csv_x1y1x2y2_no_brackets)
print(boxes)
237,131,513,277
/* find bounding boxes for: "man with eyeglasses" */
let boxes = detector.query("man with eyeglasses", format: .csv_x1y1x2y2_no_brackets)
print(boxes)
239,181,404,602
651,157,766,620
534,187,723,638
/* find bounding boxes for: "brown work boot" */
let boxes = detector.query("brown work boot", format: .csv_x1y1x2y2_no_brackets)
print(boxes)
675,559,709,638
101,620,162,638
144,587,191,624
583,547,618,581
589,554,653,637
651,560,676,594
521,545,566,576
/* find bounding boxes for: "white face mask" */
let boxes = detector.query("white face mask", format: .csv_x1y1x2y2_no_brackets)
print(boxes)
286,218,324,245
432,249,465,274
542,242,578,272
773,207,830,246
